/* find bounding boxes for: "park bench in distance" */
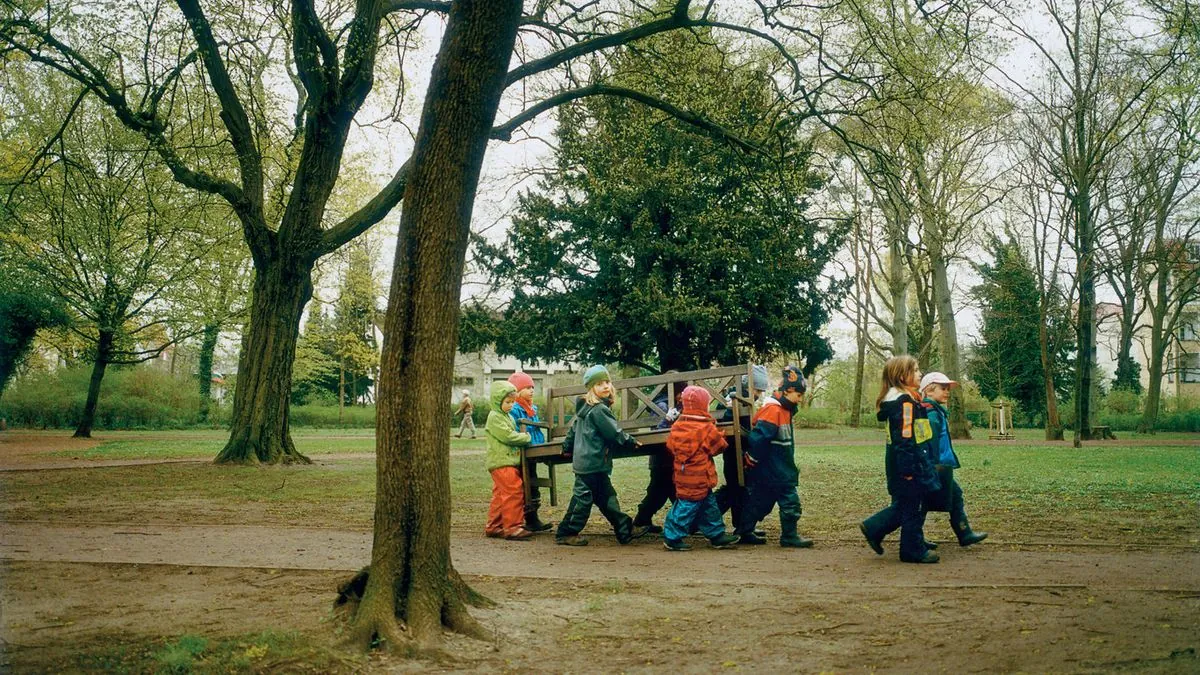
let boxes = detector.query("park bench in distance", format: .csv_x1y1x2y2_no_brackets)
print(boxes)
518,364,758,507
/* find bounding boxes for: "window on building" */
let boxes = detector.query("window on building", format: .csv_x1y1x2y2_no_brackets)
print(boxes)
1179,314,1200,342
1181,353,1200,383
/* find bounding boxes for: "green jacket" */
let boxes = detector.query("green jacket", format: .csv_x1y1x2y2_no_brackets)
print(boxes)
485,381,531,471
562,396,637,475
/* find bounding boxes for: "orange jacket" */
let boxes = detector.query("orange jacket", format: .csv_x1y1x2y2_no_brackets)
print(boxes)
666,411,728,501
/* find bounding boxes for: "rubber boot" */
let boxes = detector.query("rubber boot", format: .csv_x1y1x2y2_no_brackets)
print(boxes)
952,516,988,547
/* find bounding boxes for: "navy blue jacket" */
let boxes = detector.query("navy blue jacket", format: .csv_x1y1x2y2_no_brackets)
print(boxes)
877,388,941,496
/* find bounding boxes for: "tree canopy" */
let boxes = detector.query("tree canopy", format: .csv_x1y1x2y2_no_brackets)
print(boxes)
467,28,844,373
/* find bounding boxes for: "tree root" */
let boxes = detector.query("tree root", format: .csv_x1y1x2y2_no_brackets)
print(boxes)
335,566,493,654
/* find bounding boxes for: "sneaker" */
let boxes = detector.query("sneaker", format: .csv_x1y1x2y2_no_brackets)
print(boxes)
738,532,767,545
634,523,664,535
504,528,534,540
555,535,588,546
901,551,940,564
628,525,651,540
709,532,739,549
860,522,884,555
485,530,503,539
779,535,814,548
663,538,693,551
923,539,939,550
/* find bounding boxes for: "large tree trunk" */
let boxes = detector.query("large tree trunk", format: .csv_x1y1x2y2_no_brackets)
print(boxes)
1038,309,1064,440
197,322,220,423
74,329,114,438
930,252,971,438
215,258,313,464
344,0,522,652
1139,269,1170,433
1073,186,1095,447
889,236,909,355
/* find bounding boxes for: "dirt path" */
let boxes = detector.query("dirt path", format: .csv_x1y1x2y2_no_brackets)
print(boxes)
3,521,1198,591
3,522,1198,673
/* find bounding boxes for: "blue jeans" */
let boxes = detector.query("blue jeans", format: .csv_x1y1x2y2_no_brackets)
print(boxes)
663,493,726,542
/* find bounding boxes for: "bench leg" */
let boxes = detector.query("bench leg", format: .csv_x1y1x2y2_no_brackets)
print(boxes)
548,464,557,507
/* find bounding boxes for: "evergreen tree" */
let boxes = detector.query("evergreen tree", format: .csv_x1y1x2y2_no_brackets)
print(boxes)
470,29,844,373
969,235,1073,423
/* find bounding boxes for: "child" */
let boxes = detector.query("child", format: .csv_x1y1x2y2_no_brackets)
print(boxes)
455,390,476,439
633,374,689,534
555,365,649,546
920,372,988,547
736,366,814,548
860,356,941,563
662,386,740,551
716,364,769,529
507,372,553,532
484,381,534,540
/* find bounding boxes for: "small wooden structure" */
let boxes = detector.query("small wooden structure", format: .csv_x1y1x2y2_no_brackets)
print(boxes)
988,401,1015,440
519,364,757,506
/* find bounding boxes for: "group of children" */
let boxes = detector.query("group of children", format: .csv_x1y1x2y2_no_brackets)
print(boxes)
483,356,986,562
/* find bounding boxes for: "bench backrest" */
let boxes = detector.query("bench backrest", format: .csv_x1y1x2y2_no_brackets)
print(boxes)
542,364,756,440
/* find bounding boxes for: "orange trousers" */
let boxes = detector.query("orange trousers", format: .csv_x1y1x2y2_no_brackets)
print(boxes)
486,466,526,536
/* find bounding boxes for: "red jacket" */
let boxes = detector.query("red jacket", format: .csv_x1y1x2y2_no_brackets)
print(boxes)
666,411,728,501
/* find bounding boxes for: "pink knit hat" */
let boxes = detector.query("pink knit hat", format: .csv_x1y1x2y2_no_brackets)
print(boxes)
507,372,535,391
680,385,711,413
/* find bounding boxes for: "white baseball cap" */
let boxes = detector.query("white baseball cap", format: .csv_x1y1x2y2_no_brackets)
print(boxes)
920,372,958,391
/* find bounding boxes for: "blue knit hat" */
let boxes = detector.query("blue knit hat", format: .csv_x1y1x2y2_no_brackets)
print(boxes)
583,365,611,388
741,364,770,394
780,365,807,395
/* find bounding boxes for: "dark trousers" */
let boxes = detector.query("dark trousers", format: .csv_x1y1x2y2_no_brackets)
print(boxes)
863,493,928,561
634,450,675,526
736,482,801,538
715,445,746,525
524,462,542,517
555,472,635,543
928,469,973,542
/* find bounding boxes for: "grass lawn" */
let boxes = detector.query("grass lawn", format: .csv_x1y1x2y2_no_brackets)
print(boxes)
37,429,486,459
3,426,1196,546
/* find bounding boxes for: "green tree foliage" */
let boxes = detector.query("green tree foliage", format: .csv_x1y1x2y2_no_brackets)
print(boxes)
0,253,68,398
969,235,1074,423
469,30,844,373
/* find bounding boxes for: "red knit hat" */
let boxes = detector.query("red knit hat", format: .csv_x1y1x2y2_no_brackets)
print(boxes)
507,372,535,391
681,385,711,414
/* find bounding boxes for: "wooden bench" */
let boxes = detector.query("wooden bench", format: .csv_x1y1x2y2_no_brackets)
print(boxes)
519,364,758,506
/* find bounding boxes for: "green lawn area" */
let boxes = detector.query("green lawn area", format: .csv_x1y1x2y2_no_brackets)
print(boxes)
42,429,486,459
4,426,1196,546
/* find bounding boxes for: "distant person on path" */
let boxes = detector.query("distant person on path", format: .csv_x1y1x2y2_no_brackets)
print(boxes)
455,389,476,439
555,365,649,546
507,371,553,533
921,372,988,548
859,356,942,564
735,366,814,548
661,385,739,551
484,381,534,540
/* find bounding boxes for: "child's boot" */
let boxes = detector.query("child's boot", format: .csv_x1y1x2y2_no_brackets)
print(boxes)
954,523,988,546
524,504,553,532
709,532,739,549
663,538,692,551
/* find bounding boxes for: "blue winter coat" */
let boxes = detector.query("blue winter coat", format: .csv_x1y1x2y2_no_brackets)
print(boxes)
923,398,961,469
509,401,546,445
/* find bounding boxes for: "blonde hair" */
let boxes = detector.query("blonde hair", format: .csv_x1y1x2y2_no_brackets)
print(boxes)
876,355,919,411
584,382,611,406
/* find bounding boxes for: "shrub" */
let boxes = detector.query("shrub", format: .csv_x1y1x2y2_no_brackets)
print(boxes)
0,365,203,429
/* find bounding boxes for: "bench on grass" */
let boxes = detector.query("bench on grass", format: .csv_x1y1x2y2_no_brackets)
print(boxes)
518,364,759,507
